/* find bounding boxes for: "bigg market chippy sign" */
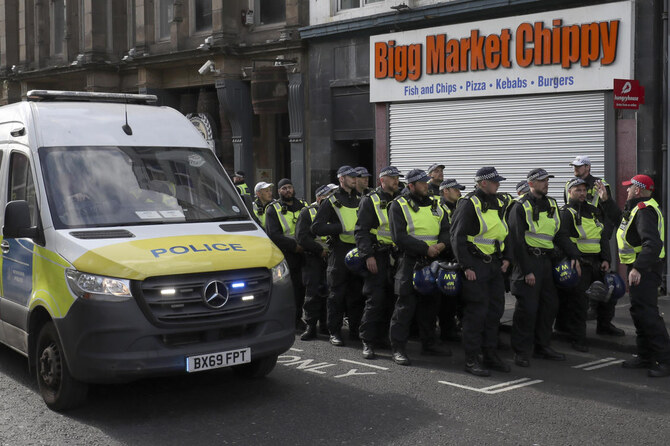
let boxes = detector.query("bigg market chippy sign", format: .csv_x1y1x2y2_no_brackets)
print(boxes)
369,1,633,102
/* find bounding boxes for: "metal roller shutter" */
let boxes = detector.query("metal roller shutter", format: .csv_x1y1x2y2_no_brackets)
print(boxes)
389,92,605,201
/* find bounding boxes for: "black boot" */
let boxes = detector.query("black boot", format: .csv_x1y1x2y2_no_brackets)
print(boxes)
300,324,317,341
465,355,491,377
392,345,411,366
483,349,511,372
362,342,376,360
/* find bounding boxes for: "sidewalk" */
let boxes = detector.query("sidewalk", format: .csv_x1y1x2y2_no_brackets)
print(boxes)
499,293,670,355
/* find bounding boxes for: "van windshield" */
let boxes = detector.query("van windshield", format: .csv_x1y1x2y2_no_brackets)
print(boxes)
39,146,250,229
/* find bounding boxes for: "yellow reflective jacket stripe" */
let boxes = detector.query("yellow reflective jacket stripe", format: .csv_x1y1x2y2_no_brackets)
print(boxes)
566,207,603,254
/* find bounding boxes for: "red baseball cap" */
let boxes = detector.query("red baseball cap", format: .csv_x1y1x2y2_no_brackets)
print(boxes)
622,174,654,191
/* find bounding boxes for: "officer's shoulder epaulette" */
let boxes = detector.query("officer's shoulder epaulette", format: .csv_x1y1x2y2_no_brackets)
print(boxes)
517,194,531,205
463,190,477,200
637,201,647,209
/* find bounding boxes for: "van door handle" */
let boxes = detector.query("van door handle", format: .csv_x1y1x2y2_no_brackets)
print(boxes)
1,240,9,254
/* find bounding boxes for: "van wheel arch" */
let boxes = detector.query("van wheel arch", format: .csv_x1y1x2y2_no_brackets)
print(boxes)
28,306,52,375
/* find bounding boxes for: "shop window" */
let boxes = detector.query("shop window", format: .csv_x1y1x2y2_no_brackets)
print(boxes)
194,0,212,32
51,0,65,56
339,0,383,10
255,0,285,26
157,0,174,40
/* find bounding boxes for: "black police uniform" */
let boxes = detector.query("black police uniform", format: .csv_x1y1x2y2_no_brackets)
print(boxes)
311,187,364,342
451,187,511,374
619,197,670,371
388,191,451,356
438,197,460,341
556,199,611,347
563,174,621,331
509,193,578,360
428,182,441,199
265,197,307,328
295,203,328,334
355,187,399,349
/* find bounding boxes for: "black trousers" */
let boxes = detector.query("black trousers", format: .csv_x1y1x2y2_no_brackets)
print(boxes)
460,257,505,357
556,255,601,343
285,251,305,325
511,255,558,354
438,289,459,338
389,255,439,347
360,249,394,343
591,292,617,327
628,263,670,364
302,252,328,326
326,242,364,335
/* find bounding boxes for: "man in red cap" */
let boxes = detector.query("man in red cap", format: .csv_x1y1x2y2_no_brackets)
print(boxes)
617,174,670,377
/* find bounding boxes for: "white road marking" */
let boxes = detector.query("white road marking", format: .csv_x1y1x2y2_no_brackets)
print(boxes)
572,358,616,369
438,377,543,394
583,359,625,371
289,348,304,352
339,359,390,371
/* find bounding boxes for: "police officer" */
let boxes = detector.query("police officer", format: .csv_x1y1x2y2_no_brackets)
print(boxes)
312,166,364,346
556,177,611,352
355,167,373,195
388,169,452,365
252,181,273,229
233,170,251,197
427,163,445,198
451,167,511,376
617,175,670,377
438,178,466,342
565,155,624,336
296,184,338,341
356,166,401,359
509,168,580,368
265,178,307,330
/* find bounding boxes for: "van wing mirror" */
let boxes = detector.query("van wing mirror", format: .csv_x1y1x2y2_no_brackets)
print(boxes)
4,200,39,239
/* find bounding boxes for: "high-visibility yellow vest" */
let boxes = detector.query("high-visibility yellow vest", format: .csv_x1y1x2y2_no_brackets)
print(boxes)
237,183,250,196
566,207,603,254
369,192,393,245
253,201,267,228
397,196,444,246
271,200,306,237
328,195,358,244
466,195,508,255
617,198,666,264
521,197,560,249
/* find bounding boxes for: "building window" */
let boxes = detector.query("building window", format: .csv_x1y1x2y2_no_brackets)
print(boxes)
52,0,65,55
158,0,174,40
194,0,212,32
256,0,285,25
339,0,383,10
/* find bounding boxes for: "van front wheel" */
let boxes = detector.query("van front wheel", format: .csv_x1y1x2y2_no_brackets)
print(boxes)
36,321,88,411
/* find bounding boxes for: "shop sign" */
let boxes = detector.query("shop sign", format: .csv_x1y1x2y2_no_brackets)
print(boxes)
370,1,633,102
613,79,644,109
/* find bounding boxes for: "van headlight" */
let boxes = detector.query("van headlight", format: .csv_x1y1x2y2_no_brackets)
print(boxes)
66,269,132,302
271,259,290,283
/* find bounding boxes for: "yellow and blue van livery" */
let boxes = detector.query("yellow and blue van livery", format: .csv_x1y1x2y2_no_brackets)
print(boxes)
0,91,294,411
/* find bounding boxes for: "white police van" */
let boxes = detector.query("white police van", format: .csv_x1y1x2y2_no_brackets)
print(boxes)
0,90,294,410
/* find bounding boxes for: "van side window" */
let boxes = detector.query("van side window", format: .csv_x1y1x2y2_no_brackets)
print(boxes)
9,152,38,226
